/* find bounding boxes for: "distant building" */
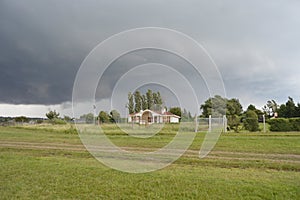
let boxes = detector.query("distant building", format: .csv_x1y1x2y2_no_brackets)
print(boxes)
128,109,180,124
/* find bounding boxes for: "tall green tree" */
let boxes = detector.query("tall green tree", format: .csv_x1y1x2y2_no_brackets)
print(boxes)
46,110,60,120
246,104,264,120
243,110,259,132
201,96,242,132
153,92,158,105
128,90,164,112
110,110,121,123
141,94,148,110
15,116,29,123
263,100,278,118
200,95,227,117
227,98,243,116
156,92,163,106
81,113,94,124
277,104,287,118
285,97,297,118
247,104,256,111
227,98,243,132
152,91,163,111
134,91,142,113
296,103,300,117
98,111,110,124
146,89,154,109
277,97,297,118
153,92,163,106
127,92,134,114
169,107,182,117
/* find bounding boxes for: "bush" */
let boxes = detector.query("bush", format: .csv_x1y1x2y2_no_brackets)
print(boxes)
289,118,300,131
51,118,67,125
36,119,44,124
64,126,78,134
268,118,293,131
243,110,259,132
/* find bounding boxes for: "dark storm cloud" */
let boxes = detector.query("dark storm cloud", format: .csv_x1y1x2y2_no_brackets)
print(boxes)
0,1,89,104
95,49,210,107
0,0,170,104
1,0,300,108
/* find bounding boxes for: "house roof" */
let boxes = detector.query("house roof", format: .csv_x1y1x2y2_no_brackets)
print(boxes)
162,111,181,118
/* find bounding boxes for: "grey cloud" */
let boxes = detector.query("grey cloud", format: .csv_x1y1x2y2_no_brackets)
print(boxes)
0,0,300,108
94,49,209,105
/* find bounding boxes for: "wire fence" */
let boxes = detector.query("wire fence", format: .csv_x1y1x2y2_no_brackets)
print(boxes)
105,115,267,133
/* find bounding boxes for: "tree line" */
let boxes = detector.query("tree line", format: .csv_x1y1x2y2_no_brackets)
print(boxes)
200,95,244,132
126,90,193,121
98,110,121,124
263,97,300,118
14,93,299,131
127,90,163,114
200,95,300,132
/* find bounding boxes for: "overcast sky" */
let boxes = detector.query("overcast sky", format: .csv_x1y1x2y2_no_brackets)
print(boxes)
0,0,300,117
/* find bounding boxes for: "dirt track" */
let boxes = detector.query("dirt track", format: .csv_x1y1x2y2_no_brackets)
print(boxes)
1,140,300,164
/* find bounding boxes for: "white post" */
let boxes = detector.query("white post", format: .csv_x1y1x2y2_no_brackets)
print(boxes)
208,115,212,132
93,104,96,125
225,115,227,132
223,115,227,133
263,114,266,133
125,104,127,124
195,115,198,132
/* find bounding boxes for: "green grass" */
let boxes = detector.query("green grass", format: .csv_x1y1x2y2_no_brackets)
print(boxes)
1,124,300,199
212,133,300,154
0,125,81,144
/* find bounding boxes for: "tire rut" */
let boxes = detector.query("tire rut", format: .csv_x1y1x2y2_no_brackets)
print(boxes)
1,141,299,164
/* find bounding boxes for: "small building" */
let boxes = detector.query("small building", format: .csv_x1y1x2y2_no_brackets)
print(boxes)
128,109,180,124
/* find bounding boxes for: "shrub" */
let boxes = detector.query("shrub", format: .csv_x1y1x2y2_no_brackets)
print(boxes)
64,126,78,134
243,110,259,132
46,110,60,120
268,118,292,131
289,118,300,131
36,119,44,124
51,118,67,125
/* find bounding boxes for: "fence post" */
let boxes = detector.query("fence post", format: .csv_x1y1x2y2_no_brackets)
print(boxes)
208,115,212,132
223,115,227,133
194,115,198,132
263,114,266,133
93,104,96,126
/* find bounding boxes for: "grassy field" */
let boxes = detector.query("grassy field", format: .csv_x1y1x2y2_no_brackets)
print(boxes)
1,124,300,199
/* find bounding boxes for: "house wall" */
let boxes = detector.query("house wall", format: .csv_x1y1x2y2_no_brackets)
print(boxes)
170,117,179,123
128,110,180,124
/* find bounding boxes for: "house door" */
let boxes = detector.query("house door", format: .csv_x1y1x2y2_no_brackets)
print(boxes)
142,111,152,124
